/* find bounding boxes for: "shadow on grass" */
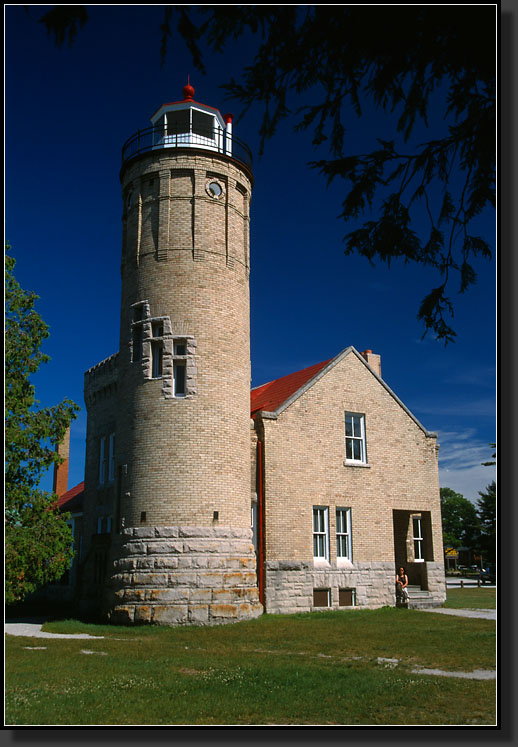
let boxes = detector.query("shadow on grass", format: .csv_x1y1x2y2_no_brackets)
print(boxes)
5,597,104,626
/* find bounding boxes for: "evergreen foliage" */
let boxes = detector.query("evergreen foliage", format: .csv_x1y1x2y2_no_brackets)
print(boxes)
30,6,496,343
171,6,496,343
5,244,80,604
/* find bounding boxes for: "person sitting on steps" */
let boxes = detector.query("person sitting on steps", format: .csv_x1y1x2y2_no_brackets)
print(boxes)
396,566,409,605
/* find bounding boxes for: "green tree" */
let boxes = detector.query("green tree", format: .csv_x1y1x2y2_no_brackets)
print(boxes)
171,5,495,343
476,481,496,565
5,244,80,604
439,487,479,550
481,442,496,466
30,5,495,343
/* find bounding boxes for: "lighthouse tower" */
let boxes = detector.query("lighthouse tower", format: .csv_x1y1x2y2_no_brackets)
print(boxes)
84,83,261,625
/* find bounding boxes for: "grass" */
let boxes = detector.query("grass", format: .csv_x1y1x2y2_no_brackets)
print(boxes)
444,587,496,609
5,606,496,726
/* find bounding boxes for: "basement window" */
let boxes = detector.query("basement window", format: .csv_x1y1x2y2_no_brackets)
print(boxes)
339,588,356,607
313,589,330,608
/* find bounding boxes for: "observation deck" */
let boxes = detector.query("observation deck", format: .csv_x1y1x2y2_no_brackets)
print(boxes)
121,82,252,176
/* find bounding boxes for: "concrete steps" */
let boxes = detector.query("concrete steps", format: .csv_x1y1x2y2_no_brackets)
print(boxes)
398,585,443,610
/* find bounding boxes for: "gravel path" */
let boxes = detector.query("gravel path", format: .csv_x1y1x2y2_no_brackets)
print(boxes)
417,607,495,620
4,620,104,639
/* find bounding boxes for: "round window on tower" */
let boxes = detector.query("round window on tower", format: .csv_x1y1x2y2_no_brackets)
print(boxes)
206,180,224,199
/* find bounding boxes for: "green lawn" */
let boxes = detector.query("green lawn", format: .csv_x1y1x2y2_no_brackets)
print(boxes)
444,587,496,609
5,607,496,726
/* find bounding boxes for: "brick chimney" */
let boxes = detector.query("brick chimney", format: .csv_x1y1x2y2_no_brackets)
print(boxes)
360,349,382,378
52,426,70,497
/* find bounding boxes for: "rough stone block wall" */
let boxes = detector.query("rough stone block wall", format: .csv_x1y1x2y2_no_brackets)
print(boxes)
105,526,263,625
264,561,397,614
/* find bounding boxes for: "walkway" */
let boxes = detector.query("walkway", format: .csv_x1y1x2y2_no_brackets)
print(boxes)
4,619,104,639
418,607,495,620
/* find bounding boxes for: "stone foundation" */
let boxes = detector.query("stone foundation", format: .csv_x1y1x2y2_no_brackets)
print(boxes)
264,560,446,614
104,526,263,625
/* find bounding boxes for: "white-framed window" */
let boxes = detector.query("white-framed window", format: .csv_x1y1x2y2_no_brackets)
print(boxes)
313,506,329,560
108,433,115,483
336,507,352,560
99,436,106,485
345,412,367,463
413,516,424,561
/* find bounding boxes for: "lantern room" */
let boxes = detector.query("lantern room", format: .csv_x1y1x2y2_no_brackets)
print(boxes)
121,82,251,172
150,82,230,153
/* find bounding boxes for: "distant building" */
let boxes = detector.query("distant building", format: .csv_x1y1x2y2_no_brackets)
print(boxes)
52,85,446,623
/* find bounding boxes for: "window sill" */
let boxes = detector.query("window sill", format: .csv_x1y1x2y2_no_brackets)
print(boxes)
337,558,354,568
343,460,371,468
313,558,331,569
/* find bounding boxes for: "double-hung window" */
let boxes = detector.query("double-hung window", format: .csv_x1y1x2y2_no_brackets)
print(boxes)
313,507,329,561
336,508,352,561
345,412,367,463
413,516,424,561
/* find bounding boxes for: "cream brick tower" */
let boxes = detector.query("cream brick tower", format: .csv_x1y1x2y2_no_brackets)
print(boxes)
97,83,262,625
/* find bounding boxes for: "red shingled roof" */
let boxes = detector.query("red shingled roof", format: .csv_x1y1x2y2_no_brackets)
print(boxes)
251,359,332,417
55,481,84,513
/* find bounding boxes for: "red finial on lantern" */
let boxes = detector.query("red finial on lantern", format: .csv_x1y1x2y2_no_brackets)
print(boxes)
183,76,195,102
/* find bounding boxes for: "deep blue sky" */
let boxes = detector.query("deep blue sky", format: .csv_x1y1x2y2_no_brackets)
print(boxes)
5,6,496,504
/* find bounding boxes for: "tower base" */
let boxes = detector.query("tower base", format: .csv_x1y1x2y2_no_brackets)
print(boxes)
104,526,263,626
